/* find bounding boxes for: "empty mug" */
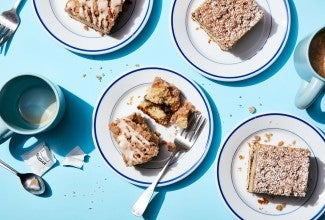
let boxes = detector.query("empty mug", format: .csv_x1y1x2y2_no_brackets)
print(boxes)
294,27,325,109
0,74,66,143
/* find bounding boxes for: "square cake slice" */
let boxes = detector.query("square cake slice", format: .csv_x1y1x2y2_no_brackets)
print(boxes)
247,143,311,197
65,0,126,35
109,113,160,166
192,0,264,51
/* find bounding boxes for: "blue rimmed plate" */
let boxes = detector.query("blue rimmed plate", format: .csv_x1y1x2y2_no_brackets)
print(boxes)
171,0,291,81
92,67,214,187
32,0,153,55
215,113,325,219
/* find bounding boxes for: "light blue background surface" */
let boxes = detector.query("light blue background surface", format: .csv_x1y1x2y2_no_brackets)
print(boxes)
0,0,324,219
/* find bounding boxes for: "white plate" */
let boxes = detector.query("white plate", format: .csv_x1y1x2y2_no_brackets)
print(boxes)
32,0,153,55
171,0,291,81
92,67,214,187
215,113,325,219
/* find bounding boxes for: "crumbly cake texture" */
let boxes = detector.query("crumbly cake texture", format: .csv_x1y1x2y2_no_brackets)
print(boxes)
170,101,196,129
109,113,160,166
247,143,310,197
192,0,264,51
65,0,126,35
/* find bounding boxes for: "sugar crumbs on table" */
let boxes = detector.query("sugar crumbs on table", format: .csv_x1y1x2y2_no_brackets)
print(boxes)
135,64,140,67
82,73,87,78
96,74,102,82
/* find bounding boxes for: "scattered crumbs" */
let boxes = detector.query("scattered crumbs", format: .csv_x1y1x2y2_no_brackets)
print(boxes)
239,96,242,98
137,95,141,98
102,73,105,77
259,103,262,106
264,133,273,143
104,178,107,181
82,73,87,78
276,203,286,211
100,66,103,70
83,25,89,31
64,194,67,197
257,197,269,205
239,155,244,160
96,74,102,82
127,96,134,105
195,26,200,30
135,64,140,67
91,201,94,203
230,114,233,117
126,64,129,66
253,135,261,141
238,167,242,171
292,140,296,145
208,38,212,44
278,141,284,146
89,208,93,210
249,106,256,114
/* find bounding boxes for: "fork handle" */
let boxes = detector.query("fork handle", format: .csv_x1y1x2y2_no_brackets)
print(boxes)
13,0,23,11
131,151,176,217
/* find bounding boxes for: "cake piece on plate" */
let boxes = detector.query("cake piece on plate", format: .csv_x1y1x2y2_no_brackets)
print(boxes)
137,77,182,126
170,101,196,129
247,143,311,197
109,113,160,166
192,0,264,51
65,0,126,35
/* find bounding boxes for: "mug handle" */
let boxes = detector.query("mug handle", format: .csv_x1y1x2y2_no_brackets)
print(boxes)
0,118,13,144
295,77,325,109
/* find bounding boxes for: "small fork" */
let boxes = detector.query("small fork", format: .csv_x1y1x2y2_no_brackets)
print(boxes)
131,113,206,217
0,0,23,47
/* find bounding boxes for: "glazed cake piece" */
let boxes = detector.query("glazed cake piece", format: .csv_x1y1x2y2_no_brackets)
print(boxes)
109,113,160,166
65,0,126,35
247,143,311,197
137,77,182,126
192,0,264,51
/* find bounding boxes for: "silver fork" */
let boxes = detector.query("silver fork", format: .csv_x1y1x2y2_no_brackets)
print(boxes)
131,113,206,217
0,0,23,47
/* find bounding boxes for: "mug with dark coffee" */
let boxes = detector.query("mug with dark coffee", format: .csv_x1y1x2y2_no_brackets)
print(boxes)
294,27,325,109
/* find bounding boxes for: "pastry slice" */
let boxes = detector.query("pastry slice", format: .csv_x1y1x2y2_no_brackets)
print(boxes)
65,0,126,35
247,143,310,197
109,113,160,166
192,0,264,51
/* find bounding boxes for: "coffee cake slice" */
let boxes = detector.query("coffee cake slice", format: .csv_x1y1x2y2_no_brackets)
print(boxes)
109,113,160,166
247,143,310,197
192,0,264,51
65,0,126,35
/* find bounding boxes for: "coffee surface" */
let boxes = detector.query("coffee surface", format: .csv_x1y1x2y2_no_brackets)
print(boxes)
309,31,325,78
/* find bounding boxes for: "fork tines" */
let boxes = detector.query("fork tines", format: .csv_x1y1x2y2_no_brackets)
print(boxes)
181,113,206,142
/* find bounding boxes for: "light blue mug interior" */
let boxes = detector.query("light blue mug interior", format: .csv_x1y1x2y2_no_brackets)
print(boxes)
0,75,59,133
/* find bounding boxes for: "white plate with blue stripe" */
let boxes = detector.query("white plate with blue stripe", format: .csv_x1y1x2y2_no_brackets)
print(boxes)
32,0,153,55
215,113,325,219
171,0,290,81
92,67,214,187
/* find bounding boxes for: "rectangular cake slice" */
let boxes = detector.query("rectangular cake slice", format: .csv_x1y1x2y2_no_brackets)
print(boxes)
192,0,264,51
247,143,310,197
65,0,126,35
109,113,160,166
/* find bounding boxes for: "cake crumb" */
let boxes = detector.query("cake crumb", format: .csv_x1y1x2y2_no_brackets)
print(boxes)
239,155,245,160
96,74,102,82
257,197,269,205
276,203,286,211
278,141,284,146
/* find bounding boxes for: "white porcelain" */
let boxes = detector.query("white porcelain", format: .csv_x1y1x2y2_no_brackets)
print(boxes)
215,112,325,219
32,0,153,55
92,67,214,187
171,0,291,81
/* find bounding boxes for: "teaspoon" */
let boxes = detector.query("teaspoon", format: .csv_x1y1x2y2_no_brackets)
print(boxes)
0,159,45,195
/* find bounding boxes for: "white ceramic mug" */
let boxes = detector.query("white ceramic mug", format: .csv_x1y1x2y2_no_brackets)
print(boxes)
0,74,66,143
294,27,325,109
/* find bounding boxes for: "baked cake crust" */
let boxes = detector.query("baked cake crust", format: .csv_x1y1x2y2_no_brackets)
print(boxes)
65,0,126,35
192,0,264,51
109,113,159,166
247,143,310,197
